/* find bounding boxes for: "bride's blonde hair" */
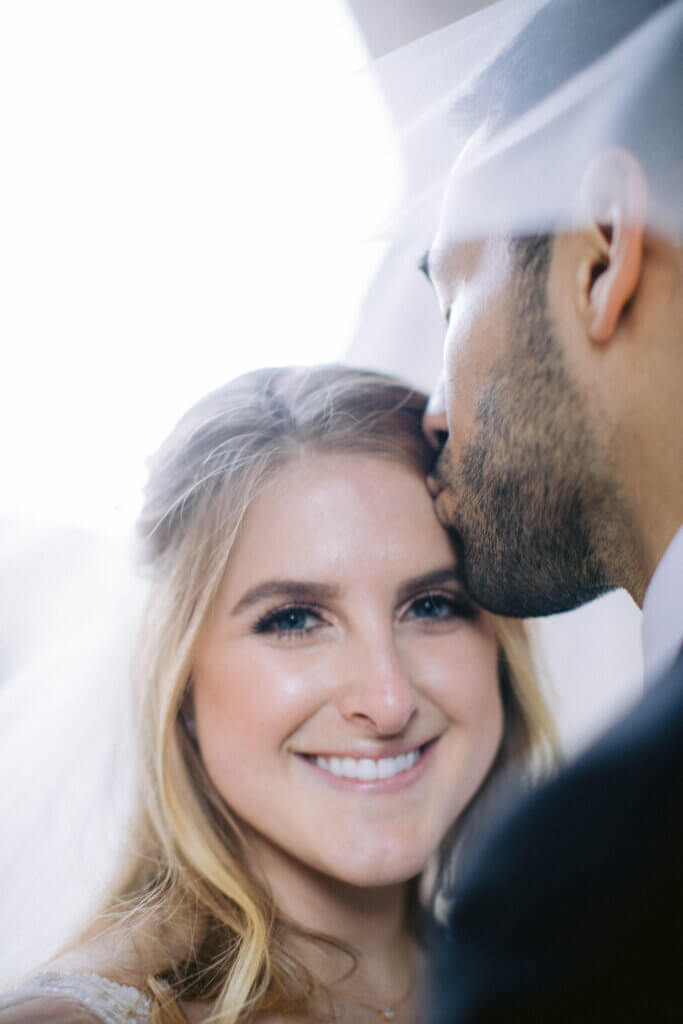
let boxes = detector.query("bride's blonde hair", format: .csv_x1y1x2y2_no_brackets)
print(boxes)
86,365,558,1023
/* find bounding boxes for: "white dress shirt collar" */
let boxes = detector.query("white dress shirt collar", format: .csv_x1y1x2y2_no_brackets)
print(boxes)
642,525,683,686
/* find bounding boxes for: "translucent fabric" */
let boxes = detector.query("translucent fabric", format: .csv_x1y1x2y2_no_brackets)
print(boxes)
362,0,682,247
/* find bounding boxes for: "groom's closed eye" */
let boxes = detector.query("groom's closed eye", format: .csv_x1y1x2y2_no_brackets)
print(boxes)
419,249,452,324
418,250,432,283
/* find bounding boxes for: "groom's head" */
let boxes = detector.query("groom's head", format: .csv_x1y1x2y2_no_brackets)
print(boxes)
423,0,683,616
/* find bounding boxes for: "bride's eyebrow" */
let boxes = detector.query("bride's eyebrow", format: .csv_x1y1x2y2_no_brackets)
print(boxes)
231,580,341,616
396,568,463,605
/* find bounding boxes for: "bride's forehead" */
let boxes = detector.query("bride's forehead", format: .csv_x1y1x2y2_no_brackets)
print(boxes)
222,456,450,570
248,453,428,521
261,450,414,488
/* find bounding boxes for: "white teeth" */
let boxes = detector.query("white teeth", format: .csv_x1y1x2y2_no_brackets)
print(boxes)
313,749,421,781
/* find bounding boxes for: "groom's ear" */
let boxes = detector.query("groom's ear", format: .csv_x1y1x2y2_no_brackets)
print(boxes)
576,148,648,344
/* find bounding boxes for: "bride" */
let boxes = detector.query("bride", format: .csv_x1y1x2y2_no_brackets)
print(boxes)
0,365,556,1023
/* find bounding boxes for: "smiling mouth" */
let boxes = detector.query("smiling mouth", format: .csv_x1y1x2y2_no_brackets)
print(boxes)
301,741,436,782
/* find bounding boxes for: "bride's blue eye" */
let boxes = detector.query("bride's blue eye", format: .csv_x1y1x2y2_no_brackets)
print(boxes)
255,606,322,635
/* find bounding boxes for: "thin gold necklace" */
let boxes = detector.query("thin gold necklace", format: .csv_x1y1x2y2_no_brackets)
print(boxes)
334,966,418,1022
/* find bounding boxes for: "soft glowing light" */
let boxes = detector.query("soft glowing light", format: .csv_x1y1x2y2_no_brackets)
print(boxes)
0,2,401,532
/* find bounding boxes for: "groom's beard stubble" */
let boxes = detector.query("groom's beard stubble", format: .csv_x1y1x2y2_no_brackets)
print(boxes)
434,288,634,617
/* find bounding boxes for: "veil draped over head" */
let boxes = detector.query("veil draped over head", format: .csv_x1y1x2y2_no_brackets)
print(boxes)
2,0,681,983
348,0,680,742
361,0,682,250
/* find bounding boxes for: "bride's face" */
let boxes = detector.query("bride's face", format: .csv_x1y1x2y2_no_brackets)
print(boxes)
192,452,503,890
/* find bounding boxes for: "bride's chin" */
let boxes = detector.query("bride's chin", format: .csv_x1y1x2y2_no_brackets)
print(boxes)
328,852,432,890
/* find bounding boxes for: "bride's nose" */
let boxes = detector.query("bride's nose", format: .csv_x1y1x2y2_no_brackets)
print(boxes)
338,636,417,736
423,374,449,450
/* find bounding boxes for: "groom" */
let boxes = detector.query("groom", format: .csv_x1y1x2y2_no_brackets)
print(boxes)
421,1,683,1021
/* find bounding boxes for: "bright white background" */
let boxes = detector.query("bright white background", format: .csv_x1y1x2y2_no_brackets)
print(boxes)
0,0,408,976
0,0,401,534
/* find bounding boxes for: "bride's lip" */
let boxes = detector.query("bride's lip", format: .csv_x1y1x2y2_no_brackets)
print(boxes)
297,738,438,760
296,738,439,793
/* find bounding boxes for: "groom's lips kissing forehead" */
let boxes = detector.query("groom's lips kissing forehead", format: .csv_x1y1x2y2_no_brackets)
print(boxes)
426,469,458,530
426,439,466,535
427,473,443,499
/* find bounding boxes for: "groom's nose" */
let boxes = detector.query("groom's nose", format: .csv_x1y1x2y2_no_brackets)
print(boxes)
423,374,449,450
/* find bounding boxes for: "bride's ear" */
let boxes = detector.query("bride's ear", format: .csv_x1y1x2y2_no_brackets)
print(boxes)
577,148,648,343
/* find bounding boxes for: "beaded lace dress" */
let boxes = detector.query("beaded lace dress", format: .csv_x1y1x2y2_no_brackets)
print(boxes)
0,971,152,1023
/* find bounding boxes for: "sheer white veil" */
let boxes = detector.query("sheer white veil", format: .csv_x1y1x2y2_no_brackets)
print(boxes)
355,0,682,976
0,523,145,981
348,0,680,747
362,0,682,253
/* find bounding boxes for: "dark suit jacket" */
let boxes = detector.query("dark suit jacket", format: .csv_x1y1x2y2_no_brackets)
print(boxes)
429,646,683,1023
